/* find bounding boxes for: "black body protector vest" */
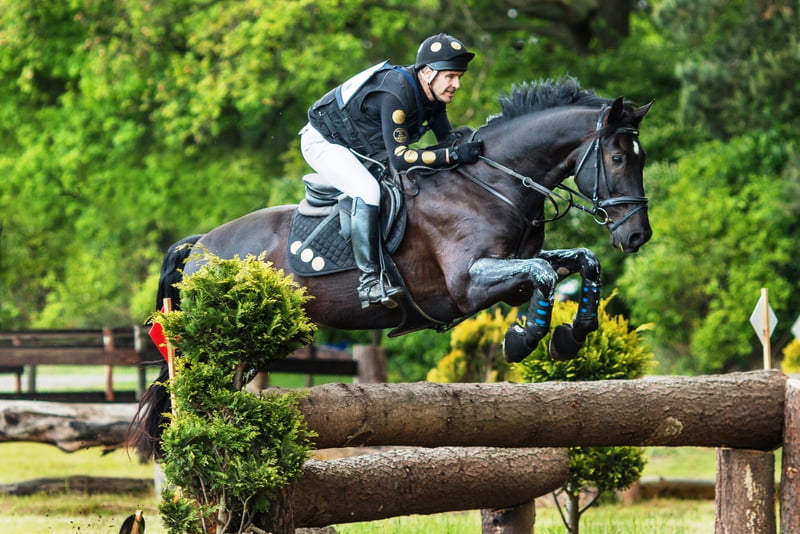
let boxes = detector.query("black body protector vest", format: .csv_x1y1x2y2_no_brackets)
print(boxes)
308,62,433,159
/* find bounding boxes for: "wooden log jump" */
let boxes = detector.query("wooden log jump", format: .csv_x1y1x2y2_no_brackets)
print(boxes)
0,369,792,533
293,370,785,450
0,371,784,451
293,446,568,527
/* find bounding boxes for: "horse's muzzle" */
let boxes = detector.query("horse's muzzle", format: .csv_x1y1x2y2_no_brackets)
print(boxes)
611,225,652,253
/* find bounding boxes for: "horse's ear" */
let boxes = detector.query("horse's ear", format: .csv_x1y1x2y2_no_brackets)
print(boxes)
632,100,655,126
605,96,626,125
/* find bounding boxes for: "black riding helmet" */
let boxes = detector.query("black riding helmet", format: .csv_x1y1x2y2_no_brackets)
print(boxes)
415,33,475,72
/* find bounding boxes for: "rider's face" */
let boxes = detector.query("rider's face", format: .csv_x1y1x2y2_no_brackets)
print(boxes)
426,70,465,104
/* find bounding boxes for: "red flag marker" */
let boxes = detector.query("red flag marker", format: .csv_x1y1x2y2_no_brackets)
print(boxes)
148,307,169,361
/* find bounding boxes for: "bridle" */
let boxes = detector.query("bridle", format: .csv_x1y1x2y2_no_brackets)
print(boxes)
464,106,648,232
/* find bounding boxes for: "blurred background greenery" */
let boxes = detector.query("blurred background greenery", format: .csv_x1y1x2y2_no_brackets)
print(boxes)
2,0,798,375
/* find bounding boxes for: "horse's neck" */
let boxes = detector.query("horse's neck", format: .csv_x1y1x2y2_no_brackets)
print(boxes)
486,110,595,187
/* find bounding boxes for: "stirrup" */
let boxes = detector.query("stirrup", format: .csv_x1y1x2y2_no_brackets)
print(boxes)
358,281,404,309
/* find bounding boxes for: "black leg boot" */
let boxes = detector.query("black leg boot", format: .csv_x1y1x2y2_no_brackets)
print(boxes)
351,198,404,309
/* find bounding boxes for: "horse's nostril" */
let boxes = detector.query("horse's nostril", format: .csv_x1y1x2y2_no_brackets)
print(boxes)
629,230,652,250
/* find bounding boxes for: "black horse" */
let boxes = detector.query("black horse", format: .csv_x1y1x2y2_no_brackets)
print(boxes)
131,78,653,459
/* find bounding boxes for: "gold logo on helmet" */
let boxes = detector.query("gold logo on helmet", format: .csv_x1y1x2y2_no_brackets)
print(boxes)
451,42,463,50
392,109,406,124
393,128,408,143
430,42,442,52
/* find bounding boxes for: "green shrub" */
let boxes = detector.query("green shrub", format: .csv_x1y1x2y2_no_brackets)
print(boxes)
150,251,316,534
427,306,520,383
515,290,654,382
782,339,800,374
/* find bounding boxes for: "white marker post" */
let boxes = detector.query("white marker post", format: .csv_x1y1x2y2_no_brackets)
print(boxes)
750,288,777,370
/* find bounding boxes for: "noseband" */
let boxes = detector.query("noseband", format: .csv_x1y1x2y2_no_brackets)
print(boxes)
473,106,648,231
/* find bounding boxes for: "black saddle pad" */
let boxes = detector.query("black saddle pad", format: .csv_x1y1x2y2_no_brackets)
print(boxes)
287,184,407,277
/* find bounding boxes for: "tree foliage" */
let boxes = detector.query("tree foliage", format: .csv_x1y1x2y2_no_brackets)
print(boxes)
617,133,800,372
655,0,800,139
2,0,800,374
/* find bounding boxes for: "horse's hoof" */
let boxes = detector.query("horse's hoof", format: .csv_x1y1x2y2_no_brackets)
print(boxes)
503,325,531,363
549,324,583,361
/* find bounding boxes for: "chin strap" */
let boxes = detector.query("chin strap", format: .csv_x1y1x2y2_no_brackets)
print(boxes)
420,69,440,102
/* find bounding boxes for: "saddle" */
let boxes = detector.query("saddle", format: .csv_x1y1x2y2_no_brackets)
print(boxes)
288,171,456,337
287,173,407,277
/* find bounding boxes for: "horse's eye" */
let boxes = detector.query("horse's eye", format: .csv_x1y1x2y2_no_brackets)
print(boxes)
612,154,624,165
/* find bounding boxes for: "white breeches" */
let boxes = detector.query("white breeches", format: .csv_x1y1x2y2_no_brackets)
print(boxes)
300,124,381,206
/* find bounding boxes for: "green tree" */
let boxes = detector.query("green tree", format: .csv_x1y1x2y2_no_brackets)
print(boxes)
514,290,653,534
654,0,800,139
0,0,682,330
617,134,799,372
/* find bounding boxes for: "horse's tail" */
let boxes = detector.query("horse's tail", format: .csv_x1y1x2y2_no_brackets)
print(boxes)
128,234,202,462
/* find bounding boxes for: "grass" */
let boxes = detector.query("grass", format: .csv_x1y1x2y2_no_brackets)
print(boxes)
0,443,160,532
334,500,717,533
0,441,726,533
643,446,718,479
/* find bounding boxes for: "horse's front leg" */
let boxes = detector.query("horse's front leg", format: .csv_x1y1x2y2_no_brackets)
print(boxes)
467,257,559,363
538,248,602,360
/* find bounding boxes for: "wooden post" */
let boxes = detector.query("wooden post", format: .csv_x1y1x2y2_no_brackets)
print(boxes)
133,325,147,400
13,335,36,394
761,288,772,369
354,344,386,383
162,298,177,416
25,364,36,393
781,378,800,532
306,344,316,387
102,327,115,401
715,448,775,534
481,502,535,534
8,334,22,394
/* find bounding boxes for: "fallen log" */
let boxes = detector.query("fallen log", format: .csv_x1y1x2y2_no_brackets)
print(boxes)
622,477,716,502
0,400,136,451
0,475,153,496
0,371,785,451
293,446,568,527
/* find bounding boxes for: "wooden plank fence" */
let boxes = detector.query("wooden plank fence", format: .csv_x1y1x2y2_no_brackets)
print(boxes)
0,328,362,402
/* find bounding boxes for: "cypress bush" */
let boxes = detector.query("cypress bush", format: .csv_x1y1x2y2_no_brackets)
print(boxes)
150,251,316,534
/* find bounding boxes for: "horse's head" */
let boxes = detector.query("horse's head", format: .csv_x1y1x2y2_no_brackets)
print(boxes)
572,97,654,253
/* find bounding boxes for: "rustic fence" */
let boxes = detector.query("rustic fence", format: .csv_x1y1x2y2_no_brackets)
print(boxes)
0,328,365,402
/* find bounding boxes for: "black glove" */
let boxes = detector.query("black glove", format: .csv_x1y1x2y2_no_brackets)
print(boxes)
450,140,483,164
443,126,475,146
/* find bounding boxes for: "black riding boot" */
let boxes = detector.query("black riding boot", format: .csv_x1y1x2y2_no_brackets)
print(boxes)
351,198,404,309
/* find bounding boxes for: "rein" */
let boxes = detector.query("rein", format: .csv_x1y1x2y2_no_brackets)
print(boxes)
466,106,648,232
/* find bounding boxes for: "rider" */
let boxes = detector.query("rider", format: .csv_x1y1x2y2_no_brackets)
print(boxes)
300,33,484,309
